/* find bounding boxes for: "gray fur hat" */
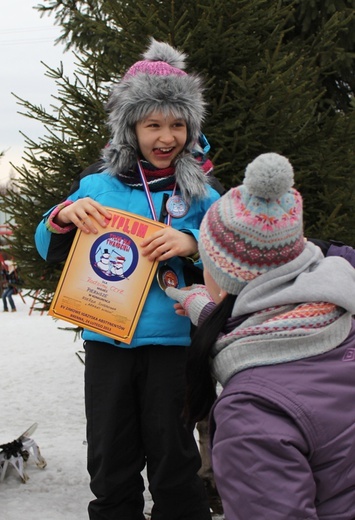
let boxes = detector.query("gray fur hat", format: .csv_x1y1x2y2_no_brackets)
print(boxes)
102,38,209,201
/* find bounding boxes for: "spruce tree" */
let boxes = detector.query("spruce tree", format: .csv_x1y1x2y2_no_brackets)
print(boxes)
0,0,354,299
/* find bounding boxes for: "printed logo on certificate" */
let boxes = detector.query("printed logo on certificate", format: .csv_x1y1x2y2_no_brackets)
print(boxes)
48,208,166,344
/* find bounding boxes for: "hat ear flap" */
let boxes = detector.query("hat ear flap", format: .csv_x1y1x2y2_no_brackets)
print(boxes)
174,154,208,203
102,144,137,174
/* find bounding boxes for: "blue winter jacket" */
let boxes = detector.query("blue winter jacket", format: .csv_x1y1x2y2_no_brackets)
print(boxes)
35,171,220,348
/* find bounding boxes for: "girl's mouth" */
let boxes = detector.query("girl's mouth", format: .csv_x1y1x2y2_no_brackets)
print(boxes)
153,147,174,156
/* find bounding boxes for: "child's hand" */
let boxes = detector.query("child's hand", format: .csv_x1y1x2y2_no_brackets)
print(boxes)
55,198,112,234
172,302,188,316
140,227,198,262
165,284,214,325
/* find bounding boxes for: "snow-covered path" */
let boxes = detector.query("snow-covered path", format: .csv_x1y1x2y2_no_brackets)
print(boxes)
0,295,153,519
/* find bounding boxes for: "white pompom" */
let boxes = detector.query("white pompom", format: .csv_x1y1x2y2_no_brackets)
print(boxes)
243,153,294,200
143,37,187,70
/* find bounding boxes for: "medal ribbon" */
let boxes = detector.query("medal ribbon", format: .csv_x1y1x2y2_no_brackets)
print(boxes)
137,160,175,225
137,160,180,290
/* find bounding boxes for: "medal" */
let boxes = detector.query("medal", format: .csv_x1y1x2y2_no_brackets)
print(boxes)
166,195,189,218
157,265,179,290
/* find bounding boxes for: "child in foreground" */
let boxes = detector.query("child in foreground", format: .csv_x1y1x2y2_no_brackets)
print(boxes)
35,38,220,520
166,152,355,520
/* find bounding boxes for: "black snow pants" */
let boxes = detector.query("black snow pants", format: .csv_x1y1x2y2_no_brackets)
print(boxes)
84,341,211,520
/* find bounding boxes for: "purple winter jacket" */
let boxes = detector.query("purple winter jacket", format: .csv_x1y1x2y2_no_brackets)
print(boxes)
210,320,355,520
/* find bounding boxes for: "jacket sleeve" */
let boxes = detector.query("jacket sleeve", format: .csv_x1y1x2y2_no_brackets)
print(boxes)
35,203,77,263
35,163,107,263
308,238,355,268
326,242,355,268
211,393,319,520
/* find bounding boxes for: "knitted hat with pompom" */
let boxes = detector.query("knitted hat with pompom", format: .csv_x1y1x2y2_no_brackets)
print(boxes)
198,153,305,295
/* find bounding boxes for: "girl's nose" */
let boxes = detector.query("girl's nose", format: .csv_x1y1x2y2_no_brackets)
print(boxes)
159,128,175,144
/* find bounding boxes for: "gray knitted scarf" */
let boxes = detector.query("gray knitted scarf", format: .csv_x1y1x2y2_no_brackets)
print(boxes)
212,242,355,386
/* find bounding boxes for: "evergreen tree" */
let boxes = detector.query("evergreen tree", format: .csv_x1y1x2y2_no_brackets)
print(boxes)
1,0,354,299
285,0,355,112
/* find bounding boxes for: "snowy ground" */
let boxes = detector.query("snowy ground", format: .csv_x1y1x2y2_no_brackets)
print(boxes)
0,294,224,519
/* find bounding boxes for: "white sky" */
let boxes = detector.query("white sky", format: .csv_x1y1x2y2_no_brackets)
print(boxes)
0,1,76,184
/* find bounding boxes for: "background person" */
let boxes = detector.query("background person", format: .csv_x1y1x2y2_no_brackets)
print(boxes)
2,261,19,312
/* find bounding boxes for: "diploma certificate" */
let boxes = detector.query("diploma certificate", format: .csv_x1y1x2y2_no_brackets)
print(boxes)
48,208,166,344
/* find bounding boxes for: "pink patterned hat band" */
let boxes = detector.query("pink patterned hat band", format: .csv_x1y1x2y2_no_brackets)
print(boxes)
124,59,187,79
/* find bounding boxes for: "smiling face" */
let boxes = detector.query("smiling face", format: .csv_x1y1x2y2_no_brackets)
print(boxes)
135,111,187,169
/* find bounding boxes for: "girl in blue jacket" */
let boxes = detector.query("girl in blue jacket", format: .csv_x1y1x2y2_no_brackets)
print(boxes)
166,153,355,520
35,39,220,520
